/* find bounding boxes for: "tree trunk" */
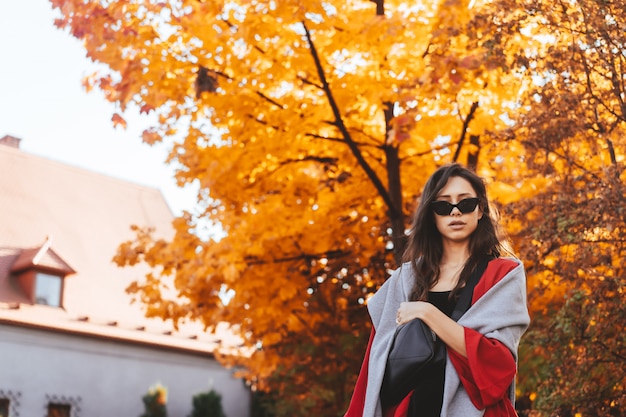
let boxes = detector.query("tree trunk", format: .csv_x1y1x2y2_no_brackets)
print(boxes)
383,102,405,265
467,134,480,170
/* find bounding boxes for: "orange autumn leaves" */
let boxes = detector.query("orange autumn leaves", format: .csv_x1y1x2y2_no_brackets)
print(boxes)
52,0,626,415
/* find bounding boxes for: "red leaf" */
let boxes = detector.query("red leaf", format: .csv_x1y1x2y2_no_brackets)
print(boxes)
111,113,127,129
140,104,155,115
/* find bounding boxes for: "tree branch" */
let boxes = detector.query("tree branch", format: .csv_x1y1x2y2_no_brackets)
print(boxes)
520,140,601,180
593,340,626,362
369,0,384,15
256,91,285,109
452,101,479,162
301,21,400,220
244,249,351,266
305,132,383,150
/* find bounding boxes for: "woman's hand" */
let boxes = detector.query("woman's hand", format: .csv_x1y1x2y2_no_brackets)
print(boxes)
395,301,434,325
396,301,468,358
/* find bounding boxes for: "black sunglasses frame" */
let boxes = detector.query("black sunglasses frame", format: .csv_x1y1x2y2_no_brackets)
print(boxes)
430,197,480,216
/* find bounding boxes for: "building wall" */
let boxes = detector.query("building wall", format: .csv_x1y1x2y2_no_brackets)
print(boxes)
0,324,250,417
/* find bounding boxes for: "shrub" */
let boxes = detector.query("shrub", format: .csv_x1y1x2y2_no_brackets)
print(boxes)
140,383,168,417
189,390,226,417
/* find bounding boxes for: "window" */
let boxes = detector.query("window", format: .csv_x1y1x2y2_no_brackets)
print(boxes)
35,273,62,307
0,399,8,417
44,395,80,417
0,390,20,417
47,403,71,417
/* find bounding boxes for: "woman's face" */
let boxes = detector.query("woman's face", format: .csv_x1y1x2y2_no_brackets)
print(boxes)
432,176,483,244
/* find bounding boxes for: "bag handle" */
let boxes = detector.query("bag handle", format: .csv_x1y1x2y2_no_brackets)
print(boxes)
450,256,493,321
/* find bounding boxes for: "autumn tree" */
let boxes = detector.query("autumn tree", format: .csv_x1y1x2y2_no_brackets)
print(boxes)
46,0,626,415
461,0,626,415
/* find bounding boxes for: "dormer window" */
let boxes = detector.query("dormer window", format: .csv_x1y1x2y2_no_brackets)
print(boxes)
35,272,63,307
9,238,75,308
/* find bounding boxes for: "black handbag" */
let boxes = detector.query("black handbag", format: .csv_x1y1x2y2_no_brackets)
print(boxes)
380,257,492,408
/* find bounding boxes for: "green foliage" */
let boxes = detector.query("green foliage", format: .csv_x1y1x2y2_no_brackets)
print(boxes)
250,390,276,417
523,286,626,417
140,384,168,417
189,390,226,417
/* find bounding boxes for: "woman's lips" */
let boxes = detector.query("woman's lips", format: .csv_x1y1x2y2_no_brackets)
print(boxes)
448,221,465,229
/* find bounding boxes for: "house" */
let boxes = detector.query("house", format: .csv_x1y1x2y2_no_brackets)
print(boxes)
0,136,251,417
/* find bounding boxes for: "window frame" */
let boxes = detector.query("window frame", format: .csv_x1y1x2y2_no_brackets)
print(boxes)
44,395,81,417
47,402,71,417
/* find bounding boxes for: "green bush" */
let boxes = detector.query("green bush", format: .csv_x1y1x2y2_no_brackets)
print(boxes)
189,390,226,417
140,383,168,417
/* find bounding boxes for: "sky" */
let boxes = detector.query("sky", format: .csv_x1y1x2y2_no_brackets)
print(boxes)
0,1,196,215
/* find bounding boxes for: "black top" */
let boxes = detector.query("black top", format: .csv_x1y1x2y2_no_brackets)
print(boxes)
407,291,456,417
428,290,457,317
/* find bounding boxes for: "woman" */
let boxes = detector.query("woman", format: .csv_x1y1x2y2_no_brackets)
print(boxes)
344,163,530,417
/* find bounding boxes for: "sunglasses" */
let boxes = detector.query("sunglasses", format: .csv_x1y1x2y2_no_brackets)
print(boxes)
431,197,480,216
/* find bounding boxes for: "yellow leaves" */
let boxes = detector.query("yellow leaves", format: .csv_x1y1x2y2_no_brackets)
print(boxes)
222,263,240,283
527,269,566,314
517,177,551,198
487,181,519,205
278,285,298,302
486,154,550,205
542,255,557,269
113,240,140,266
60,0,626,412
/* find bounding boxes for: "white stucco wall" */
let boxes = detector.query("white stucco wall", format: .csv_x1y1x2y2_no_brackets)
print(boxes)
0,324,250,417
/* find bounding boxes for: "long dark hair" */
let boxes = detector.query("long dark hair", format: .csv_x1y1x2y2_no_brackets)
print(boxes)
402,163,511,301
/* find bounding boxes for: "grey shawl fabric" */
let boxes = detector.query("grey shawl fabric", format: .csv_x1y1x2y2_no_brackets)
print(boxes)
363,258,530,417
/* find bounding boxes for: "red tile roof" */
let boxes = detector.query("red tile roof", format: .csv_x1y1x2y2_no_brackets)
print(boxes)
0,248,30,304
0,141,242,354
10,237,76,275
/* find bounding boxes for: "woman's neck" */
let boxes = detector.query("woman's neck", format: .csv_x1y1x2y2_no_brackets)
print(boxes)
431,251,470,292
440,252,470,267
440,241,470,266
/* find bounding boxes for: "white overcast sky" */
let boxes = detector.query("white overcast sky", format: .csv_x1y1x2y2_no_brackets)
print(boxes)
0,0,196,215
